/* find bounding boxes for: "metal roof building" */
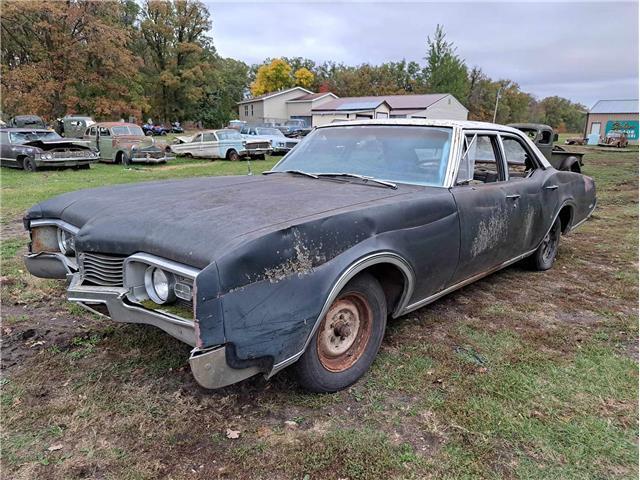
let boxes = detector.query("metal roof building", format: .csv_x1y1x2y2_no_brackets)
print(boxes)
585,99,639,141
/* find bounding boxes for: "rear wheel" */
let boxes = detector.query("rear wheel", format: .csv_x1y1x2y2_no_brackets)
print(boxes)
529,216,561,271
226,149,240,161
294,274,387,393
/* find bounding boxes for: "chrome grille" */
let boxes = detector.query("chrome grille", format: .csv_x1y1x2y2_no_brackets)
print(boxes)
52,150,89,158
80,253,125,286
249,142,270,150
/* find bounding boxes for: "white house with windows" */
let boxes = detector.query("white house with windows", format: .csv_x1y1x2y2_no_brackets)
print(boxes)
237,87,337,126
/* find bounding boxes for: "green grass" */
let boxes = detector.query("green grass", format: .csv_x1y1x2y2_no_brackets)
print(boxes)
0,149,637,479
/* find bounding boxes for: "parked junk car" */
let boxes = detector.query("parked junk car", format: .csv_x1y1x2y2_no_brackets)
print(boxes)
170,122,184,134
55,115,95,138
8,115,47,129
508,123,584,173
83,122,173,164
23,119,596,392
565,136,586,146
142,123,170,136
276,119,313,138
0,128,98,172
241,126,299,154
599,131,629,148
170,129,249,160
228,120,246,131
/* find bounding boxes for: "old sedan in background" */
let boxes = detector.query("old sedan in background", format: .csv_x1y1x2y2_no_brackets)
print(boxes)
23,119,596,393
241,126,299,154
83,122,173,164
171,128,271,160
0,128,98,172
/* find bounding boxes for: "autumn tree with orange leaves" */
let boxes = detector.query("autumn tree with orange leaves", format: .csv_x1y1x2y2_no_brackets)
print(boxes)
1,0,146,121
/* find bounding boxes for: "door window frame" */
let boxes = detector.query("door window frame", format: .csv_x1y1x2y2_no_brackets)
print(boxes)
497,133,543,181
453,130,506,187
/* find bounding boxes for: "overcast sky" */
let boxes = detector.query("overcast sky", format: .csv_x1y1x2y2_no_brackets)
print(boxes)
205,1,638,107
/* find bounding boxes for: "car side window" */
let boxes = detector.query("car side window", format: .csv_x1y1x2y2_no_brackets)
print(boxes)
502,136,537,180
99,127,110,136
89,127,96,136
202,133,216,142
193,134,202,142
216,131,227,141
456,134,502,185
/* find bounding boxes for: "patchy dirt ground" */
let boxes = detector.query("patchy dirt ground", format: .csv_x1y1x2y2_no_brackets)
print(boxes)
1,149,638,479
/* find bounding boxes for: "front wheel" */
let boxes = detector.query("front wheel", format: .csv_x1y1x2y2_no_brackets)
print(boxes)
529,216,561,271
226,149,240,161
294,274,387,393
23,157,38,172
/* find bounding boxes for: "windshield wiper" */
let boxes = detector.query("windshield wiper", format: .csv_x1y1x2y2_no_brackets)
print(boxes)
263,170,318,179
315,173,397,189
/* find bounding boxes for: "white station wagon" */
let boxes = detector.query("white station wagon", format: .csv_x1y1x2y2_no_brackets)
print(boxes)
170,129,271,161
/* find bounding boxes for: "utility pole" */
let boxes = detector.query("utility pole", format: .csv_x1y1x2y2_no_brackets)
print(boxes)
493,85,503,123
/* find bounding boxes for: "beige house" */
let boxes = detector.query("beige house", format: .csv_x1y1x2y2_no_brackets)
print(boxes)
311,93,468,126
237,87,337,126
584,99,638,141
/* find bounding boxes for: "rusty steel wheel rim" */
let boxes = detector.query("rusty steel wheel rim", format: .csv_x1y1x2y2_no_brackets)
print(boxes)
316,293,373,372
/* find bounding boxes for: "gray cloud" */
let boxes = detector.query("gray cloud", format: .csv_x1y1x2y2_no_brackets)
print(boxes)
206,1,638,106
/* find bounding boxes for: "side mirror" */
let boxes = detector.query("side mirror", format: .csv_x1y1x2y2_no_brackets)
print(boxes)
553,133,559,142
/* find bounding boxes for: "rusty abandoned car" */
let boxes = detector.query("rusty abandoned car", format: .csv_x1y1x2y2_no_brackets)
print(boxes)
1,128,98,172
82,122,174,164
23,119,596,392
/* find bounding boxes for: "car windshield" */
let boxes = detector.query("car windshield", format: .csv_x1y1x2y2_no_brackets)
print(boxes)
9,130,62,144
272,125,453,187
112,125,144,136
256,128,283,136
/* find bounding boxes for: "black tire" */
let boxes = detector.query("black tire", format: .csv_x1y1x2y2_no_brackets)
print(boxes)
529,216,561,271
117,151,130,166
23,157,38,172
226,149,240,161
294,273,387,393
184,152,193,159
145,130,152,136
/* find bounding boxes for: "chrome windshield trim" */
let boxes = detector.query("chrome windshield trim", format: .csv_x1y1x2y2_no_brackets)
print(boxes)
29,218,79,235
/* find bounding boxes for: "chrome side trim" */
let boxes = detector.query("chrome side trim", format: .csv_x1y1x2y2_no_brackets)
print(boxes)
29,218,79,235
124,252,200,281
269,252,415,375
401,248,537,314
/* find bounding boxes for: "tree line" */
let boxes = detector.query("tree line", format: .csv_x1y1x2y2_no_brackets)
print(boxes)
1,2,586,131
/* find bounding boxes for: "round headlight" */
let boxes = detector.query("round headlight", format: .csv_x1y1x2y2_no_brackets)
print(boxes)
57,228,75,256
144,267,176,304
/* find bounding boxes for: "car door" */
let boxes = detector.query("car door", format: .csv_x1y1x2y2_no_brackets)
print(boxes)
97,126,113,161
498,133,559,258
201,132,218,158
449,131,517,283
0,131,17,167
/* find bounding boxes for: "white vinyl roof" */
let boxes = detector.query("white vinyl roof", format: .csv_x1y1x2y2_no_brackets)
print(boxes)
590,99,638,114
316,118,524,134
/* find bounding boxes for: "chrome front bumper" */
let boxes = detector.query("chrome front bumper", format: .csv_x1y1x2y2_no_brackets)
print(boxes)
66,272,197,346
131,154,174,164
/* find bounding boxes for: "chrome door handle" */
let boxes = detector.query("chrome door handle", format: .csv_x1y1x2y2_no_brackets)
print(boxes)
545,185,559,190
505,194,521,200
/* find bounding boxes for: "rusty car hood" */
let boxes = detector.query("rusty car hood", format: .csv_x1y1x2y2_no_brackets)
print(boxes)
24,139,92,150
25,175,426,269
114,135,166,150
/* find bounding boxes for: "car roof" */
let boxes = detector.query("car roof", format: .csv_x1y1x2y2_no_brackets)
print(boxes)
94,122,139,127
0,128,54,132
316,118,525,134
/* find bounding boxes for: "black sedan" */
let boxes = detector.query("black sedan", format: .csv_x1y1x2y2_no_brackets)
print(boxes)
23,120,596,392
1,128,98,172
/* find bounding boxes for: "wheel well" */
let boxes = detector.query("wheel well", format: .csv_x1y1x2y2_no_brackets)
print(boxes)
115,151,124,164
16,155,28,168
558,205,573,233
358,263,408,316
